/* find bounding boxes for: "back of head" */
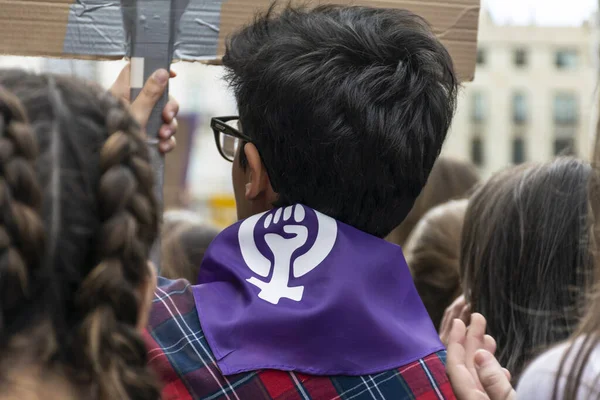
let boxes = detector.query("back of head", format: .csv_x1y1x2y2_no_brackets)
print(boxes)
554,119,600,399
0,70,159,399
461,158,594,381
223,4,458,237
388,157,480,246
405,199,468,330
161,210,220,283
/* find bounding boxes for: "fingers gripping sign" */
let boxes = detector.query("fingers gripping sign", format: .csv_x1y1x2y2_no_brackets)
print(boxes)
109,64,180,154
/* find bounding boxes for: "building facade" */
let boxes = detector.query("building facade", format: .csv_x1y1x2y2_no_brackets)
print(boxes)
443,12,598,176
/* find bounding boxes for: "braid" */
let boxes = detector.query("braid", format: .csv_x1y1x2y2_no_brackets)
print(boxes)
72,92,159,400
0,73,161,398
0,87,46,341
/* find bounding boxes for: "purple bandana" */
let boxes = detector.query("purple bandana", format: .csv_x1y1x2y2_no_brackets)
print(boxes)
193,205,443,376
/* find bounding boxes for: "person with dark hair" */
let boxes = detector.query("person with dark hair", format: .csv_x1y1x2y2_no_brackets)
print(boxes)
147,4,459,399
387,157,479,247
0,66,178,399
437,146,600,400
405,199,469,330
161,210,220,283
458,158,594,383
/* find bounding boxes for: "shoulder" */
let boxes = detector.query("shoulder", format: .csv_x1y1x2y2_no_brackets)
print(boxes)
517,338,600,400
146,277,201,354
397,351,456,399
145,278,217,399
156,276,194,295
148,277,197,327
253,351,455,400
516,342,568,399
341,351,454,399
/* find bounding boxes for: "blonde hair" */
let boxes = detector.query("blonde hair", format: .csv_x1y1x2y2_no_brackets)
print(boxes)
161,211,220,283
405,199,468,329
387,157,479,246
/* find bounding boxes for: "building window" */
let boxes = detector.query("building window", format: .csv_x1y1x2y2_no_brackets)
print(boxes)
554,125,576,156
553,93,578,124
514,49,527,67
512,92,527,124
512,137,526,164
471,92,487,122
471,136,484,167
555,49,579,69
553,93,577,155
554,137,575,155
477,48,486,66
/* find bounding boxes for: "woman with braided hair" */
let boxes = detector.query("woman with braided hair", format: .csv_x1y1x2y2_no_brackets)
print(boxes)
0,67,178,400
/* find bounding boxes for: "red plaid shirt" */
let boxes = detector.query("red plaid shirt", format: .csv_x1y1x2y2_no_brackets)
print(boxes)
146,277,456,400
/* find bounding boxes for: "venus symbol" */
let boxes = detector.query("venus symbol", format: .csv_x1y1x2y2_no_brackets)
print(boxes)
239,205,338,305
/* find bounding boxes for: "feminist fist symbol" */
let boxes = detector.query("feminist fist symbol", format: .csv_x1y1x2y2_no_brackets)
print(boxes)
239,205,338,305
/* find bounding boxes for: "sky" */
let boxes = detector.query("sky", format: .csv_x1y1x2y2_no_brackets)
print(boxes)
486,0,597,26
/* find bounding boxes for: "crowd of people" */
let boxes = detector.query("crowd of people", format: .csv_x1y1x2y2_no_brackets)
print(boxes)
1,3,599,400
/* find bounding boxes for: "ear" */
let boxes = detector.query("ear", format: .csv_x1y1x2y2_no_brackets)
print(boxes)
244,143,274,201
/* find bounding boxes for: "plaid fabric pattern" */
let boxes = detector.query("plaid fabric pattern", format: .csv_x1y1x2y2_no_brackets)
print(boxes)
146,277,456,400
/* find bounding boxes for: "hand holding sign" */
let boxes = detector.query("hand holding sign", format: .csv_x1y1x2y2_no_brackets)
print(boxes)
110,64,179,154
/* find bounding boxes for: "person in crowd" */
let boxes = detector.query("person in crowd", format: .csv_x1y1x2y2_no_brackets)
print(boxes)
404,199,469,330
387,157,479,247
161,210,220,283
0,66,178,399
145,4,459,399
446,144,600,400
442,157,595,385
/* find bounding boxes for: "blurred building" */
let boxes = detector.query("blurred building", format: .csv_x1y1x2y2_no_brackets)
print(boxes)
443,11,598,176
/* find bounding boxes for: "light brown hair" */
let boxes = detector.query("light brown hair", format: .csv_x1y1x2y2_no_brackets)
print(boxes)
0,70,159,399
405,199,468,330
387,157,479,247
161,210,220,283
462,158,594,383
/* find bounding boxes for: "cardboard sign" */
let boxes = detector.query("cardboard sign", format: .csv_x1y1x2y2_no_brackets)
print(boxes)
0,0,480,81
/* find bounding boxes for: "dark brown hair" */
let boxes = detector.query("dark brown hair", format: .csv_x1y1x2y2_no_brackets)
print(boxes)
0,70,159,399
461,158,594,383
225,4,458,238
405,199,468,330
387,157,479,247
161,210,219,283
554,134,600,399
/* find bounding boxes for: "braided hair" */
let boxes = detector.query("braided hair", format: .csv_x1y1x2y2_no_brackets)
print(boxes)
0,70,160,399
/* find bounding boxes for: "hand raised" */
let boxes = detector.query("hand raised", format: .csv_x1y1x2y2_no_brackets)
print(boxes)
109,64,179,154
446,314,515,400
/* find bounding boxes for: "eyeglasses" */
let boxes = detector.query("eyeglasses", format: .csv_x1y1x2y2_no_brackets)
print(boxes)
211,116,252,162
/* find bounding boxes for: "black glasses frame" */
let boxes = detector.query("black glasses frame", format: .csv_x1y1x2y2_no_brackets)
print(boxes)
211,116,252,162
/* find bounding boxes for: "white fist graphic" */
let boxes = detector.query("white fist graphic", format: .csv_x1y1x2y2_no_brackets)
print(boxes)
239,205,337,305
